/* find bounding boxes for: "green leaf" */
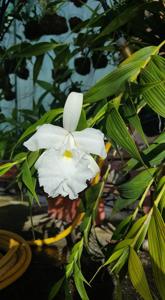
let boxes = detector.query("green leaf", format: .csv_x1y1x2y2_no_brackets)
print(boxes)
74,264,89,300
112,215,133,240
112,247,129,273
113,277,122,300
106,104,142,161
140,55,165,118
37,80,54,92
153,205,165,240
85,61,140,103
124,132,165,172
119,167,156,198
114,168,156,211
84,45,159,103
84,183,102,214
22,159,39,204
107,242,132,273
0,140,7,159
33,55,44,83
67,239,83,277
104,248,124,267
13,152,27,161
0,165,15,176
0,158,25,176
88,102,108,127
27,151,39,168
126,215,147,239
96,4,144,40
82,215,92,246
66,261,74,279
74,263,89,286
76,109,87,131
17,42,62,57
134,215,151,251
120,40,165,70
115,239,133,251
64,279,73,300
49,276,65,300
126,215,151,251
148,206,165,299
157,176,165,193
158,177,165,212
128,247,153,300
123,98,148,146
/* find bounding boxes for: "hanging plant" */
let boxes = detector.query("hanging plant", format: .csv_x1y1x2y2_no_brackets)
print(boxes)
74,56,91,75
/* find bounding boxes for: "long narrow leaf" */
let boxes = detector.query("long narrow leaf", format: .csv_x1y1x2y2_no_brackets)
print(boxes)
49,276,65,300
128,247,153,300
33,55,44,83
84,45,160,103
106,105,142,161
74,264,89,300
148,206,165,299
22,160,39,204
17,42,62,57
140,56,165,117
124,132,165,172
114,168,156,211
126,215,147,239
112,247,129,274
123,98,148,145
96,4,144,40
119,168,156,199
0,158,26,176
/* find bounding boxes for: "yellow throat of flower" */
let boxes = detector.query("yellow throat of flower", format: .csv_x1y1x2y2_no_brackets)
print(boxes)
63,150,73,159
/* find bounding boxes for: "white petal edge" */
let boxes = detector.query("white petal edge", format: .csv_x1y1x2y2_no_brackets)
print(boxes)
63,92,83,132
23,124,68,151
73,128,107,158
35,149,98,200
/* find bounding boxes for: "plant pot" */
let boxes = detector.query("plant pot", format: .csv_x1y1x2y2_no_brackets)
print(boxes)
47,196,105,224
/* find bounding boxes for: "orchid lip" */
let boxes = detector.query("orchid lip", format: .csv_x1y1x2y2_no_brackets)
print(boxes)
63,150,73,159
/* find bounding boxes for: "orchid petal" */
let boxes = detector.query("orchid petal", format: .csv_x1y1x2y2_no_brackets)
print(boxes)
73,128,107,158
86,155,100,175
35,149,98,200
63,92,83,132
23,124,68,151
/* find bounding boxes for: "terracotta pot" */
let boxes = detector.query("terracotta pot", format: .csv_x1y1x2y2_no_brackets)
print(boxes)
47,196,105,224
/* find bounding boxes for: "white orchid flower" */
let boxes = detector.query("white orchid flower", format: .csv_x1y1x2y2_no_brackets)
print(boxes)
24,92,106,199
34,148,99,199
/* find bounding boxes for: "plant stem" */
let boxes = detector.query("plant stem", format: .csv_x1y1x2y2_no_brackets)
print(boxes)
132,178,154,220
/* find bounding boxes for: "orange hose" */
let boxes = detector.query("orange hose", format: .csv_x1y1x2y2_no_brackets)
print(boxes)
28,212,85,246
0,230,32,290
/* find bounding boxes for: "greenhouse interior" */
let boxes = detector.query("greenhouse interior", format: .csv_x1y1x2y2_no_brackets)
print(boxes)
0,0,165,299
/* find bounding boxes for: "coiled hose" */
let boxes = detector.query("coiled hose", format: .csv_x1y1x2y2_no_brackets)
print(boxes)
0,230,32,290
0,212,84,290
